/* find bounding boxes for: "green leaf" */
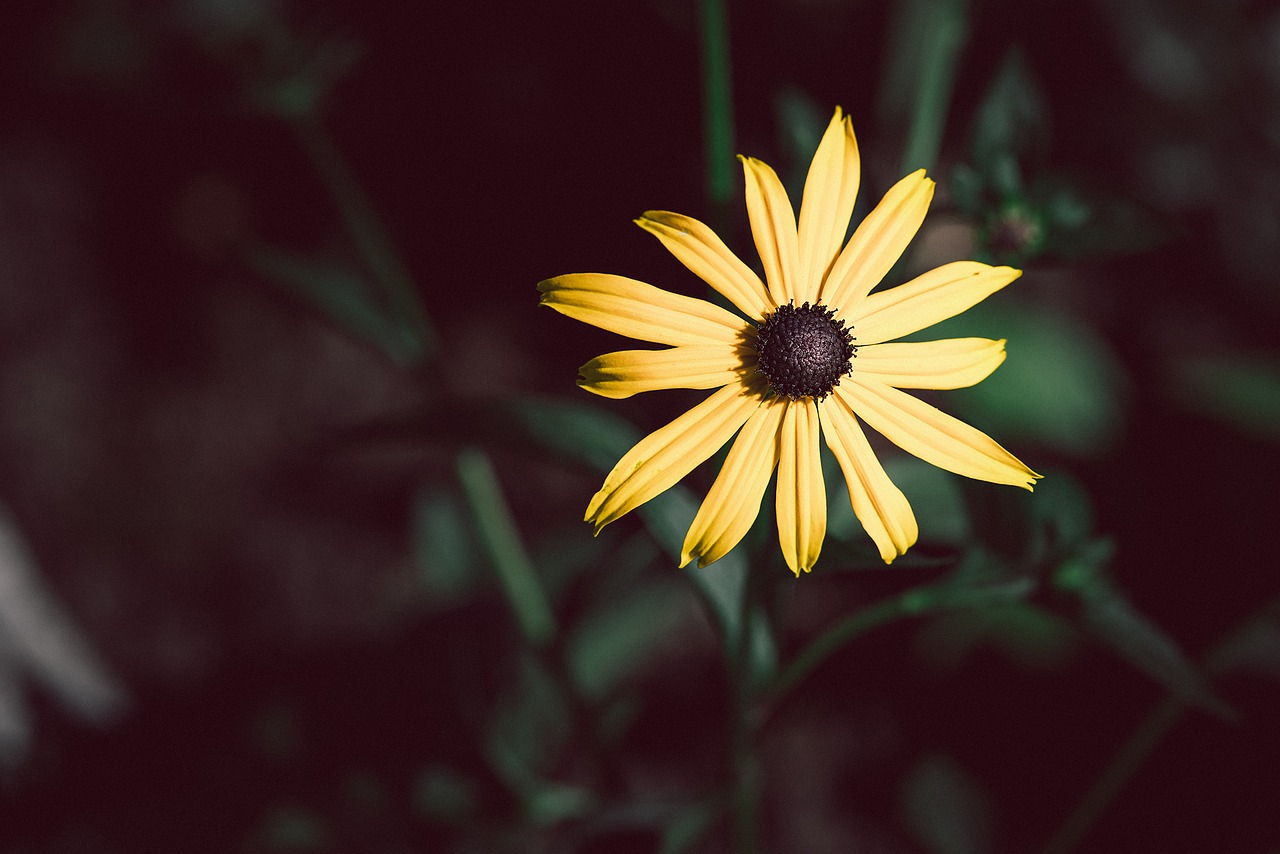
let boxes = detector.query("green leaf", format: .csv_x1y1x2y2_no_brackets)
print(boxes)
928,303,1127,457
240,242,422,363
456,448,556,647
968,48,1049,195
510,398,751,655
915,602,1077,671
413,764,479,821
644,489,752,658
878,0,970,174
901,754,992,854
567,579,689,700
1169,353,1280,441
1209,601,1280,682
485,654,590,822
1081,591,1232,718
509,397,641,474
413,485,477,602
1057,539,1233,718
1032,175,1166,259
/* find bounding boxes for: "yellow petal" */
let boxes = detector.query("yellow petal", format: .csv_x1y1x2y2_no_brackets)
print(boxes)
853,338,1007,389
635,212,772,322
836,378,1041,489
818,398,918,563
538,274,745,346
740,155,799,306
851,262,1022,345
680,396,785,568
586,379,765,531
797,108,860,303
776,398,826,575
578,344,751,399
819,169,934,311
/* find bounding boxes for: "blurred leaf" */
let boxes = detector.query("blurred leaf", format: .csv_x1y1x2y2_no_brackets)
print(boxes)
251,807,330,853
413,764,479,821
413,485,478,602
241,242,421,363
901,754,993,854
878,0,970,174
568,579,688,700
885,456,970,546
1081,592,1233,719
1025,469,1096,562
510,398,752,655
697,0,736,209
775,88,826,196
486,655,582,817
644,489,753,661
770,549,1032,701
968,49,1049,195
930,302,1127,457
1056,539,1233,718
1170,353,1280,441
0,507,129,766
1032,175,1166,259
916,602,1077,671
509,398,640,474
457,448,557,647
660,800,719,854
1209,600,1280,681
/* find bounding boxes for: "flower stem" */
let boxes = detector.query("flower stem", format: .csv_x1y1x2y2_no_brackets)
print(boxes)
697,0,736,224
1039,592,1280,853
730,597,764,854
291,114,438,360
1038,697,1181,854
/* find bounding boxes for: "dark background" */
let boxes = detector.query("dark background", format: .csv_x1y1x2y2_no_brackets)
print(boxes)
2,0,1278,851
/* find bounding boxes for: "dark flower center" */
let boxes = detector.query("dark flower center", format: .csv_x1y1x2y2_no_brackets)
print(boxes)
754,301,856,400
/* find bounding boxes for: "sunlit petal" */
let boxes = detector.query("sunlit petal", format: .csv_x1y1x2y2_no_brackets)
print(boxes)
586,379,766,531
851,262,1021,345
578,344,751,399
741,155,799,306
538,274,745,346
819,169,934,310
776,398,826,575
818,398,918,563
797,108,860,302
836,378,1040,489
853,338,1007,389
680,397,786,568
636,211,772,321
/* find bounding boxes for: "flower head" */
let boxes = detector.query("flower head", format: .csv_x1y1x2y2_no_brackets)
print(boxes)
539,107,1040,575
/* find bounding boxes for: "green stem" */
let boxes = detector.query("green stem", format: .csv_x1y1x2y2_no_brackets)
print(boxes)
291,115,437,359
697,0,736,222
730,594,763,854
456,448,556,647
1038,698,1181,854
1039,592,1280,853
769,596,907,705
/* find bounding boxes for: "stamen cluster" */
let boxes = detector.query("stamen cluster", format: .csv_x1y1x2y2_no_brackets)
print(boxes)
754,302,856,400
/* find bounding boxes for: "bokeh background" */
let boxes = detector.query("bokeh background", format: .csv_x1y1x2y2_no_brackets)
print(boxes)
2,0,1280,851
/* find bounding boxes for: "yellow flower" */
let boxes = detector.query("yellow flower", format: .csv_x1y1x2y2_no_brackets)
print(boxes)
539,107,1040,575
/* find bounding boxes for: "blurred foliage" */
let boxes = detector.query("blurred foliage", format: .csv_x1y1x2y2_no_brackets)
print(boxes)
4,0,1280,851
952,50,1165,265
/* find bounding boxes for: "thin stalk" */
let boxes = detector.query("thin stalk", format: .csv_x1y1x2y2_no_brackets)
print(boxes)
730,594,763,854
291,114,437,359
697,0,736,225
765,579,1007,709
1039,698,1182,854
1039,592,1280,853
